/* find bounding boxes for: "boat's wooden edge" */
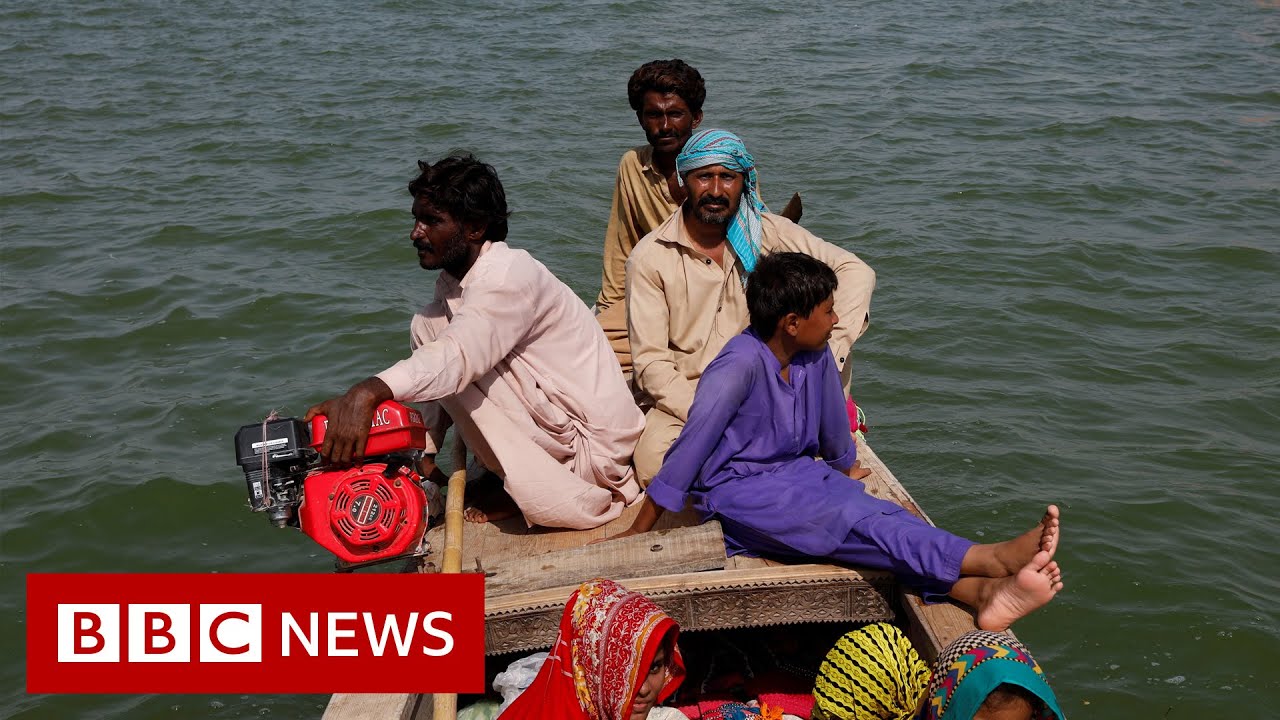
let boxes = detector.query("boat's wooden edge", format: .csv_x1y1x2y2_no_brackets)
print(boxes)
485,563,896,656
487,562,889,615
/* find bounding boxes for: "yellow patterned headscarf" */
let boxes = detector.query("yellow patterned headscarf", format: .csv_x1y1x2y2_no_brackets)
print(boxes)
813,623,929,720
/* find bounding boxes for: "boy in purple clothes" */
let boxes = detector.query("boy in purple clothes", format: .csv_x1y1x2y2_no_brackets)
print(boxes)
605,252,1066,630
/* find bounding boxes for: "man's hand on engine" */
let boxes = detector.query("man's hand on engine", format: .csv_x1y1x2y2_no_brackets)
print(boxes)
303,377,394,465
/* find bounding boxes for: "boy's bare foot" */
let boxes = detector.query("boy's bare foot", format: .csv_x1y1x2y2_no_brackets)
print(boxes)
975,550,1064,631
463,503,518,524
991,505,1060,575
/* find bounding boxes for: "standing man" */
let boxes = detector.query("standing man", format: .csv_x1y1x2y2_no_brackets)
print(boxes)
306,154,644,530
595,59,705,376
625,129,876,486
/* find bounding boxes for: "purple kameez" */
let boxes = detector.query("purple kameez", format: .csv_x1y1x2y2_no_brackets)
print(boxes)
646,330,973,597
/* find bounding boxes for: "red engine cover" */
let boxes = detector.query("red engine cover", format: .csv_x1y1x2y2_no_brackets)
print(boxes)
299,463,428,565
308,400,427,457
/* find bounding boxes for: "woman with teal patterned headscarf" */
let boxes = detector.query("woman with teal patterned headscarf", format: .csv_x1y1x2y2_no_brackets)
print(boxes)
920,630,1064,720
675,128,769,277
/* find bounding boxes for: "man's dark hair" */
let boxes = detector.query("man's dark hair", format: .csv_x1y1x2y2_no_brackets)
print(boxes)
408,153,510,242
746,252,838,340
627,59,706,115
981,683,1048,715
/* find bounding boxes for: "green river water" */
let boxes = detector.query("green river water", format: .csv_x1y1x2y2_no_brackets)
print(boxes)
2,1,1278,717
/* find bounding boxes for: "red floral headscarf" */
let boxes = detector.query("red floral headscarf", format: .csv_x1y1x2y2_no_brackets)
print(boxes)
500,579,686,720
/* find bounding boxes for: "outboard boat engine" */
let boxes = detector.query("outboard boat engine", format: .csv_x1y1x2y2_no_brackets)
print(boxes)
233,401,432,569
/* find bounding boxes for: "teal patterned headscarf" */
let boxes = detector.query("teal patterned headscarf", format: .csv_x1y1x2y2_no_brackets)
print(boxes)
920,630,1065,720
676,128,769,276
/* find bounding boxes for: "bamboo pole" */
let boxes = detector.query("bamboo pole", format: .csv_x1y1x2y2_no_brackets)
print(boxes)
432,441,468,720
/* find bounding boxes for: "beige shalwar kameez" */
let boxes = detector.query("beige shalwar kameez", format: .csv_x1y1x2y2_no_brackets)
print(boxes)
377,241,644,530
594,145,682,375
625,210,876,485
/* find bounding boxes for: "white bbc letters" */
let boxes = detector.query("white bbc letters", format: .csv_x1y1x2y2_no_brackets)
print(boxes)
198,604,262,662
58,604,120,663
128,604,191,662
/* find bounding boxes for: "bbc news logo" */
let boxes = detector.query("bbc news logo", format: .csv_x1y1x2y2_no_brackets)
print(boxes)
57,604,456,663
58,603,263,663
28,574,483,693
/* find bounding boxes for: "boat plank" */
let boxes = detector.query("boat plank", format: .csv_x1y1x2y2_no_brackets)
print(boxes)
418,499,702,574
728,554,766,569
481,521,726,596
321,693,420,720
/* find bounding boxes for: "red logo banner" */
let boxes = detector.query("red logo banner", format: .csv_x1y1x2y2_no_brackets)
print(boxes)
26,573,485,694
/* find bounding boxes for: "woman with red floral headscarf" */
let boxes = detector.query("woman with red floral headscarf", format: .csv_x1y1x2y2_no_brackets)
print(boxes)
499,578,686,720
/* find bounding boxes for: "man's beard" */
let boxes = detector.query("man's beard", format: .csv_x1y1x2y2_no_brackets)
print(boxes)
696,208,731,225
647,128,684,149
417,228,471,274
695,196,732,225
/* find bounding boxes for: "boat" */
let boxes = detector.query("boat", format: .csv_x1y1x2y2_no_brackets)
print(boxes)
320,438,992,720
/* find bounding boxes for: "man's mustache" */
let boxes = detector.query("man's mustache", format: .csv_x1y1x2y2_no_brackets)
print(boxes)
698,196,729,208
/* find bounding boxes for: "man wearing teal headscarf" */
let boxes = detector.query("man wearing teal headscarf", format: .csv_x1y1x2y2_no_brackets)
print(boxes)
673,128,770,276
624,128,877,486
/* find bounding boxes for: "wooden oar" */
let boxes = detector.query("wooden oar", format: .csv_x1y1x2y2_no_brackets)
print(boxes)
432,442,469,720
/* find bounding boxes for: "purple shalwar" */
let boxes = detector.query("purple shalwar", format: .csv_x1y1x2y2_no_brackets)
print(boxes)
646,330,973,597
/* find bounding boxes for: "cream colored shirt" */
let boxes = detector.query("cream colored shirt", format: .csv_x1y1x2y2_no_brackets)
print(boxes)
596,145,681,311
625,210,875,422
376,242,644,528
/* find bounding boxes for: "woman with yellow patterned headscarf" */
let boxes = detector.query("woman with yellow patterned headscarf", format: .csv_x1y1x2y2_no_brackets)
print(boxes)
813,624,930,720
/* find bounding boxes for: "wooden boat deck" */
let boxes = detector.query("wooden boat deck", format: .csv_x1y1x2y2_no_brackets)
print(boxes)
322,441,985,720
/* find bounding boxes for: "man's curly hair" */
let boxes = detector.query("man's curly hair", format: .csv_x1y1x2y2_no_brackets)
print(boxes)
408,153,510,242
627,59,706,115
